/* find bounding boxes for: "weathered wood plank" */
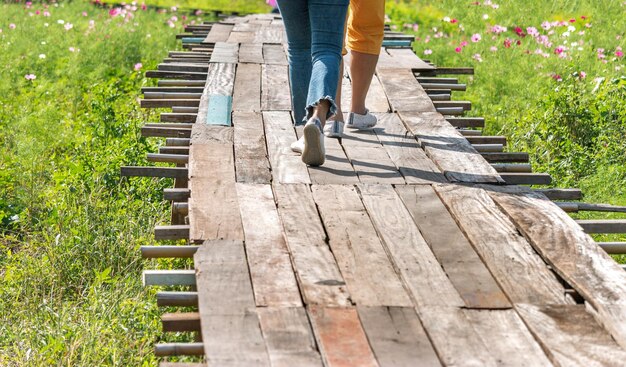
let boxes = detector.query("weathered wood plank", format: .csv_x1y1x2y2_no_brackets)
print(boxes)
308,307,378,367
311,185,412,306
233,63,261,112
435,184,572,304
206,95,232,126
197,63,236,125
305,131,359,185
263,111,310,184
365,73,391,113
358,307,441,367
358,184,465,308
516,304,626,367
263,44,288,65
239,43,264,64
210,42,239,64
262,64,291,111
194,240,270,366
236,183,301,307
381,48,435,71
395,185,511,309
254,24,285,44
376,68,436,113
373,113,445,184
188,125,243,243
227,31,255,43
233,111,271,183
273,184,350,306
486,185,626,349
203,23,234,44
400,111,504,183
257,307,323,367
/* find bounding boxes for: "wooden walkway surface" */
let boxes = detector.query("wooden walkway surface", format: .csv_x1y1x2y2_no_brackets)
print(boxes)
133,13,626,367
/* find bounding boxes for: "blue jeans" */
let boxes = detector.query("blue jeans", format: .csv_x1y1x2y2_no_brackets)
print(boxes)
276,0,349,124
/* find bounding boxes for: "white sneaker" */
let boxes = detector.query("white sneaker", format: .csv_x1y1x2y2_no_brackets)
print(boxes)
323,120,344,138
346,109,377,130
290,136,304,154
301,118,325,166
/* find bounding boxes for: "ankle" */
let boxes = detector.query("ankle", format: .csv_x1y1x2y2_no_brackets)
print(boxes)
351,107,367,115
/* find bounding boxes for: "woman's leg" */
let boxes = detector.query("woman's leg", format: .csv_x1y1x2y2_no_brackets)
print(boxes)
276,0,312,125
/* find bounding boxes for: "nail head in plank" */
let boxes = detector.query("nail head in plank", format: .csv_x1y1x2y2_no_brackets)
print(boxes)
435,184,572,304
312,185,412,306
273,184,350,306
236,183,301,307
516,304,626,366
395,185,511,309
257,307,324,367
143,270,196,286
308,306,378,367
194,240,270,365
357,307,442,367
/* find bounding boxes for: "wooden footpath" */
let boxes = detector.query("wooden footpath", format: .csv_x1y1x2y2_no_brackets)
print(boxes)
123,13,626,367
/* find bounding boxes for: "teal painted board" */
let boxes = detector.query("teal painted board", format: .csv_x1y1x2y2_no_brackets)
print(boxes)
206,95,232,126
182,37,205,44
382,40,412,47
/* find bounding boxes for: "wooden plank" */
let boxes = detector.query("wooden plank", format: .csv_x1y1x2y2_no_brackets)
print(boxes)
307,137,359,185
311,185,412,306
141,245,199,258
358,184,465,308
197,63,236,125
155,343,204,356
376,68,436,113
485,186,626,348
156,291,198,307
194,240,270,366
365,73,391,113
463,309,552,366
273,184,350,306
400,111,504,183
206,95,232,126
257,307,323,367
143,270,196,286
254,24,285,44
435,184,572,304
395,185,511,309
236,183,301,307
262,64,291,111
188,125,243,243
163,188,190,201
121,166,187,179
210,42,239,64
263,111,310,184
233,111,271,183
203,23,233,43
263,44,288,65
357,307,441,367
577,219,626,233
534,188,583,200
516,304,626,367
384,48,435,71
233,63,261,112
341,126,405,184
227,31,255,43
373,113,445,184
308,306,378,367
239,43,264,64
161,312,201,332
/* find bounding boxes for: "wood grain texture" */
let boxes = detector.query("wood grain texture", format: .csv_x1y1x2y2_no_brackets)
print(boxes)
262,64,291,111
365,73,391,113
358,184,465,308
376,68,436,113
273,184,350,306
233,111,271,183
307,136,359,185
227,31,255,43
373,113,445,184
377,48,435,71
434,184,571,304
239,43,264,64
485,185,626,348
311,185,412,307
263,44,288,65
197,63,236,125
203,23,233,43
188,125,243,243
463,309,552,366
236,183,301,307
308,306,378,367
400,111,504,183
258,307,323,367
233,63,261,112
395,185,510,309
516,303,626,367
194,240,270,366
210,42,239,63
357,307,441,367
254,24,285,44
263,111,310,184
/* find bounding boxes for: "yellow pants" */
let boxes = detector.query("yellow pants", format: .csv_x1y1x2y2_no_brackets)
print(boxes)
344,0,385,55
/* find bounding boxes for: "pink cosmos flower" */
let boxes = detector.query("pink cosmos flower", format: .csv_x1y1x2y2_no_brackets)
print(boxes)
25,74,36,80
579,71,587,79
460,41,469,47
266,0,277,7
616,47,624,58
109,8,122,17
554,46,564,55
134,63,143,71
9,23,16,29
455,47,462,53
526,27,539,37
423,49,433,55
490,46,498,52
552,74,562,82
503,38,512,48
64,23,73,30
142,3,147,10
43,11,50,17
472,53,483,62
471,33,482,42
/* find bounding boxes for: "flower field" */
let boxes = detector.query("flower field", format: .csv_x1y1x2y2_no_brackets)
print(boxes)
0,0,624,365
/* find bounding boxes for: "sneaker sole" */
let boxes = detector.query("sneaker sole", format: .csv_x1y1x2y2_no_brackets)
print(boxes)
302,124,325,166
